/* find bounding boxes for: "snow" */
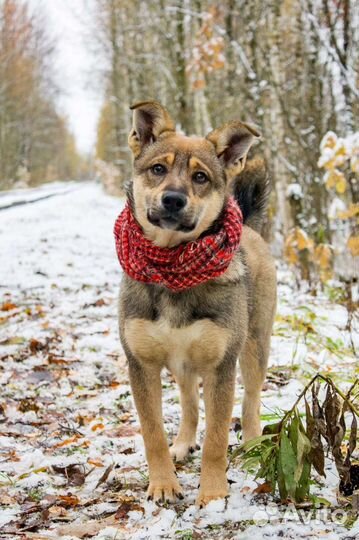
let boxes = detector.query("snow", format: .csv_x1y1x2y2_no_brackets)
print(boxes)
0,181,87,209
286,183,303,200
0,184,357,539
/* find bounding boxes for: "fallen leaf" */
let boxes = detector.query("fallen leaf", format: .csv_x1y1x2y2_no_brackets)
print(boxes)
253,482,273,494
48,354,77,365
88,458,104,467
105,425,140,437
115,499,144,520
91,423,105,431
1,302,17,311
54,435,82,448
122,447,134,455
52,464,86,487
0,493,18,505
29,338,46,353
19,398,40,413
48,505,68,517
56,516,118,538
58,494,80,507
0,336,26,345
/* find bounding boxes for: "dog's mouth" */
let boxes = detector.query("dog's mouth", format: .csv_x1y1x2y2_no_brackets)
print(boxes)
147,210,196,233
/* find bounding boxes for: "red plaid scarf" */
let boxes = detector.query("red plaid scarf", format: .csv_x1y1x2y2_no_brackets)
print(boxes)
113,197,243,292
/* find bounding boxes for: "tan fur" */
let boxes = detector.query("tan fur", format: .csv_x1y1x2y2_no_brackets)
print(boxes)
170,373,199,461
119,101,277,507
125,318,231,374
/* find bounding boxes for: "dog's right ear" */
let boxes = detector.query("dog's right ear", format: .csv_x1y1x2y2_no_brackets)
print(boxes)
128,101,175,158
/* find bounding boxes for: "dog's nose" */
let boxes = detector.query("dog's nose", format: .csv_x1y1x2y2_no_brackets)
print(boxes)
161,191,187,213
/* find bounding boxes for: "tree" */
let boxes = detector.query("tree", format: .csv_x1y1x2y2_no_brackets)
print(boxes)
92,0,358,278
0,0,82,188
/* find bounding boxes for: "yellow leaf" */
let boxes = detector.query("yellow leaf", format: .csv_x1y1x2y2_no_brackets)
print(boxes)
296,228,313,251
347,236,359,257
284,240,298,265
325,169,346,191
336,176,347,194
322,157,337,170
337,204,359,220
314,244,332,270
334,143,346,158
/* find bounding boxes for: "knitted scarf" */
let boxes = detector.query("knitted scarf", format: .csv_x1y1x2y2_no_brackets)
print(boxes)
113,197,243,292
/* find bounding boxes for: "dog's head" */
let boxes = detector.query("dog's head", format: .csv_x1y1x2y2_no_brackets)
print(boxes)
127,101,259,247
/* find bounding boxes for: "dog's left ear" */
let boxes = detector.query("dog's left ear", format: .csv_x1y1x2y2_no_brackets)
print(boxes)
128,101,175,158
207,121,260,181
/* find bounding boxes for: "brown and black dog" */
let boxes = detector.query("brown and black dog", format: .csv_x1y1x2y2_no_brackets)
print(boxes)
118,101,277,507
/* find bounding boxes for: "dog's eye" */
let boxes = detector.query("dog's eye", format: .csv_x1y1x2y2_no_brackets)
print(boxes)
151,164,167,175
193,171,209,184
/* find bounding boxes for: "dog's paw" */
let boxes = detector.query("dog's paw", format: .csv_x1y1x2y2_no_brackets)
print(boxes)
170,441,200,462
146,476,183,503
196,472,228,508
195,487,228,508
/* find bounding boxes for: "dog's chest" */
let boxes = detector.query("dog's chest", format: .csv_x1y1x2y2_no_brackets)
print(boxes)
124,316,230,377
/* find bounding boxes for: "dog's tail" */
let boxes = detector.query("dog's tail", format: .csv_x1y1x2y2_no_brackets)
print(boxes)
233,157,271,234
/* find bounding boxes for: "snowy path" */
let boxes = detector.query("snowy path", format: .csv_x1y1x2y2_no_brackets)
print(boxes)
0,181,90,210
0,184,357,539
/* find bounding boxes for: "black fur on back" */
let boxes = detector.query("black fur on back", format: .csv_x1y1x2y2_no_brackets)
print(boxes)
232,157,271,234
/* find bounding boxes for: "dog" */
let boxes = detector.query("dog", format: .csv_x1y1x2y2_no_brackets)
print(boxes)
116,101,277,507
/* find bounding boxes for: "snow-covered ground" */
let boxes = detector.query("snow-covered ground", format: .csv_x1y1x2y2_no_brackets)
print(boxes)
0,181,87,210
0,184,357,539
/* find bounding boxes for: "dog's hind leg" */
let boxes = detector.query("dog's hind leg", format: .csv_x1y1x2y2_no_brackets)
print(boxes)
127,352,183,502
240,335,269,442
170,372,199,461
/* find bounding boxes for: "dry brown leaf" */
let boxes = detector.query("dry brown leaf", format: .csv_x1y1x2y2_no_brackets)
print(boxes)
54,435,82,448
29,338,46,353
104,425,140,438
52,464,86,487
1,302,17,311
56,516,119,538
48,505,67,517
58,494,80,507
19,398,40,413
0,492,18,505
48,354,77,365
253,482,273,494
91,423,105,432
115,499,144,520
88,458,104,467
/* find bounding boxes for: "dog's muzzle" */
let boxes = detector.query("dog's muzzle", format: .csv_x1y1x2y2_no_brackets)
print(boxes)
147,191,196,232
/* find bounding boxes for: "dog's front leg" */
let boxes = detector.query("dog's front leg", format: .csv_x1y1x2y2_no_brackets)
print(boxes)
196,353,236,507
127,353,183,502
